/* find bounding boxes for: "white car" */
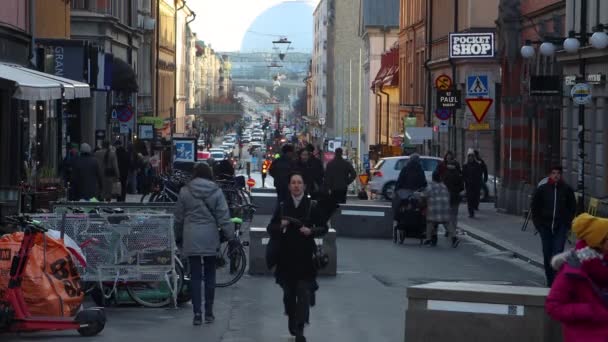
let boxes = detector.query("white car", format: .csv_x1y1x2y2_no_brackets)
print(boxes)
369,156,442,200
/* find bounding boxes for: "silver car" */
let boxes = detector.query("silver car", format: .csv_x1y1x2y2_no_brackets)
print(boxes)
369,156,442,200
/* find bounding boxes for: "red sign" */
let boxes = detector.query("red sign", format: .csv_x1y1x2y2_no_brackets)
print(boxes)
117,105,134,122
435,74,453,91
247,178,256,188
465,98,493,123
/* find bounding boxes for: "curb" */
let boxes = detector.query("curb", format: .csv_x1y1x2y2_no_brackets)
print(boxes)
458,222,545,270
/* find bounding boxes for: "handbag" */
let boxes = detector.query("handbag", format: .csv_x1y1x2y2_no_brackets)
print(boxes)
306,200,329,271
111,181,122,196
312,244,329,271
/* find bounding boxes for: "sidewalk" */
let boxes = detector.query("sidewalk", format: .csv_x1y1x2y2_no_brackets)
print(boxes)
457,203,545,269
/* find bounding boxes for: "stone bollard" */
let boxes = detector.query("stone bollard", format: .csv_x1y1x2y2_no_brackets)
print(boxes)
405,282,562,342
331,203,393,239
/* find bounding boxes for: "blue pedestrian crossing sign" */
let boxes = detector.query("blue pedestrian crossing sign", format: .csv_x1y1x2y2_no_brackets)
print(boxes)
467,75,489,96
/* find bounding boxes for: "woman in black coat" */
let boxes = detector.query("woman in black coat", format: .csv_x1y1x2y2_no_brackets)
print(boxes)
267,172,328,342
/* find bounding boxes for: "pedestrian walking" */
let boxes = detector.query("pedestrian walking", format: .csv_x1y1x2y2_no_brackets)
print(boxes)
95,141,120,202
305,144,324,191
424,170,459,247
474,149,489,207
266,172,328,342
436,151,455,180
173,162,232,326
261,157,272,188
70,143,103,201
395,153,427,192
442,159,464,239
531,165,577,287
115,141,131,202
324,148,356,204
269,144,296,202
546,213,608,341
462,150,483,218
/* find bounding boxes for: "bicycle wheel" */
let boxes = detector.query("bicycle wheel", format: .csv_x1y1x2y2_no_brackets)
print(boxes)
215,243,247,288
126,261,184,308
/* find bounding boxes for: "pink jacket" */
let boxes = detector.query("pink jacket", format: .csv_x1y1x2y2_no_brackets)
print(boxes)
546,253,608,342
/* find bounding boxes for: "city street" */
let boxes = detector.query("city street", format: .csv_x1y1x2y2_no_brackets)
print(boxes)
6,213,544,341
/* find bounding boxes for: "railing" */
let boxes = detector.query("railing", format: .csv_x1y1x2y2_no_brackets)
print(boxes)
186,102,243,115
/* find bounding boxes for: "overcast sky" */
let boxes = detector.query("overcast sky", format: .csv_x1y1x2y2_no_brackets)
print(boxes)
188,0,319,52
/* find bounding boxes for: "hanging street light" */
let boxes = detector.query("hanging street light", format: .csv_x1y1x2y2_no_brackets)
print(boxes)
272,36,292,61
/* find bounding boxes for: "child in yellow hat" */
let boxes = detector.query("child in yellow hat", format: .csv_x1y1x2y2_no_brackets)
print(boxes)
545,213,608,341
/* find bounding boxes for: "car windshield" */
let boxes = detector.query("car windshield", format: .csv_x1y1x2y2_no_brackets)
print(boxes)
374,159,385,170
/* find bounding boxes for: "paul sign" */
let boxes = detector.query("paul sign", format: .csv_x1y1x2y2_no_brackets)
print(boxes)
449,33,495,59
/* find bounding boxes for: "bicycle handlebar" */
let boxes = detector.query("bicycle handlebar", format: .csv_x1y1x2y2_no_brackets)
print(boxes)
5,215,47,232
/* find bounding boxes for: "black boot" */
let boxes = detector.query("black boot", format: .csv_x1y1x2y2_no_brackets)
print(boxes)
288,315,297,336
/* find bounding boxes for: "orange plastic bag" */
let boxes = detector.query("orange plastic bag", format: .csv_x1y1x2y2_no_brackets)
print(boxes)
0,232,84,317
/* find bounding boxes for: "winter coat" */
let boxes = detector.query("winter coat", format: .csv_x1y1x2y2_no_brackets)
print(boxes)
95,148,120,199
546,248,608,341
70,153,103,201
269,155,295,195
462,160,483,192
395,159,427,191
266,196,328,283
309,156,325,189
531,180,577,229
173,178,232,257
115,146,131,182
424,181,450,223
294,161,316,194
325,156,356,191
442,162,464,206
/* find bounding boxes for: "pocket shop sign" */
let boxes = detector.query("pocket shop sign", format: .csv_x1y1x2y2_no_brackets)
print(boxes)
450,33,495,58
437,90,462,109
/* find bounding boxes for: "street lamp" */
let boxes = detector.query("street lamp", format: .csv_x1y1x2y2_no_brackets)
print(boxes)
519,2,608,212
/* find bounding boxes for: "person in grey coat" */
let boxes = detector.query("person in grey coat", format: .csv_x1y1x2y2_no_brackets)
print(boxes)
174,162,232,326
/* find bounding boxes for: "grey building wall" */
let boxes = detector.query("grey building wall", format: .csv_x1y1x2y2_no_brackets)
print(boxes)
331,0,363,147
559,0,608,199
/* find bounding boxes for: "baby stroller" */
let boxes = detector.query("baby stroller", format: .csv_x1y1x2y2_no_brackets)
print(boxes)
392,188,426,244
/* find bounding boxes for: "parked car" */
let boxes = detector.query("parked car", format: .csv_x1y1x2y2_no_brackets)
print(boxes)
369,156,442,200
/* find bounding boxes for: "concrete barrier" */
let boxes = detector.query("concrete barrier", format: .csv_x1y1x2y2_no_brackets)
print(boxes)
251,191,277,215
248,227,337,276
405,282,562,342
331,203,393,239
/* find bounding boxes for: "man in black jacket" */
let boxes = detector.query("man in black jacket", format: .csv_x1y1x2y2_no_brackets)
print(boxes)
305,144,324,191
269,144,296,202
530,165,577,286
70,143,103,201
463,152,483,218
324,148,356,204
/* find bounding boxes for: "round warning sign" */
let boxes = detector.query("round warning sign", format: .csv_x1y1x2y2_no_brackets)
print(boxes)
570,83,592,105
435,74,453,91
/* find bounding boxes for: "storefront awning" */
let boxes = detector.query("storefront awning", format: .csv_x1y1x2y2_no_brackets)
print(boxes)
0,63,91,101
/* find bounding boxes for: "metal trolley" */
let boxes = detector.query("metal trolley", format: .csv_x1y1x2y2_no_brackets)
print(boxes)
32,212,181,308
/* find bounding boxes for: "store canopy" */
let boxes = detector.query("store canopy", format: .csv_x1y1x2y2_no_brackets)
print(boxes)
111,57,138,93
0,63,91,101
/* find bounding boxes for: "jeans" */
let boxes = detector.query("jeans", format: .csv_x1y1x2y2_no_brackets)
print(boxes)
537,222,569,287
189,256,216,316
449,203,459,234
282,280,312,337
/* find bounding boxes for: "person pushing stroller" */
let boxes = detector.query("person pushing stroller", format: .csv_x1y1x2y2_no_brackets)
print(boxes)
423,170,460,247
